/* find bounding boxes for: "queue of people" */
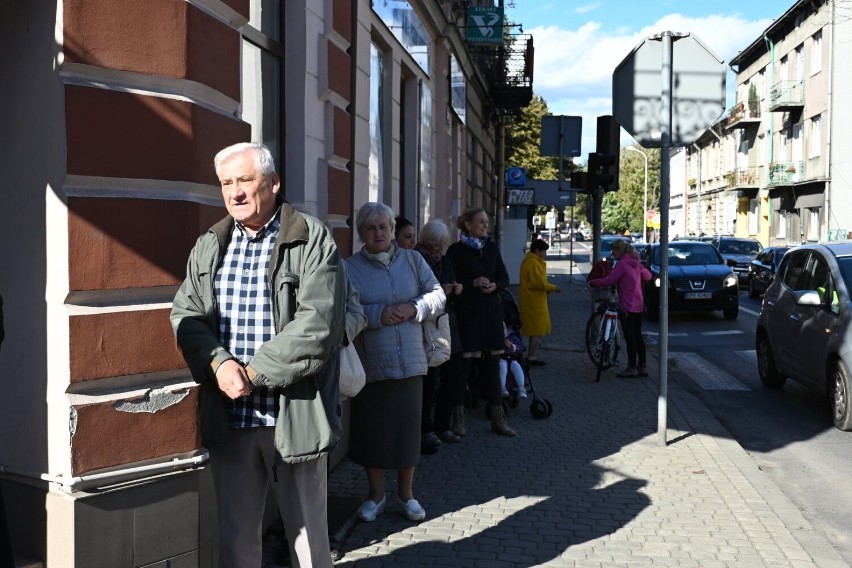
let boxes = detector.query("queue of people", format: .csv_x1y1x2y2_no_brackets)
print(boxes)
170,141,557,565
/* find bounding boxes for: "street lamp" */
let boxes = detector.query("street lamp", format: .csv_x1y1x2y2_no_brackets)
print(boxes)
625,146,648,242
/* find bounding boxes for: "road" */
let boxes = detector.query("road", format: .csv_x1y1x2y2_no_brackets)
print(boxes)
559,242,852,565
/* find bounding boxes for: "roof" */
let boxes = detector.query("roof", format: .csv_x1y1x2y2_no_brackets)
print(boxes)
729,0,817,70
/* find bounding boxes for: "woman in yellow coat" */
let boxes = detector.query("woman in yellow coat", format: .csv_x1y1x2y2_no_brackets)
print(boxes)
519,239,560,365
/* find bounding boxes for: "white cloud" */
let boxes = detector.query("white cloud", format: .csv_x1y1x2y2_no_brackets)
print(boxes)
575,3,602,14
528,13,775,156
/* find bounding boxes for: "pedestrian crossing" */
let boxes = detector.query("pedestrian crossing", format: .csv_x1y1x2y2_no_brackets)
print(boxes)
668,351,754,391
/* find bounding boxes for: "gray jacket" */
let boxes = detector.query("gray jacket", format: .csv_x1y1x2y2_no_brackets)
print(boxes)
345,247,445,382
170,201,345,463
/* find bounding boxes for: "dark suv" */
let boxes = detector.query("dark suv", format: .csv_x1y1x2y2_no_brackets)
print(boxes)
711,236,763,286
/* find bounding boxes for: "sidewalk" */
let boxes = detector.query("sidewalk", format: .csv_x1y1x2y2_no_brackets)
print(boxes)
289,257,847,567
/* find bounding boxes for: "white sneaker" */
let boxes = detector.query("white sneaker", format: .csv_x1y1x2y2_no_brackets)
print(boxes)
397,496,426,521
518,389,528,398
358,494,386,522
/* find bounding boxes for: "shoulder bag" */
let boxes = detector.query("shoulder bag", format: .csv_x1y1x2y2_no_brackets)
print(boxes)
405,250,451,367
339,341,366,398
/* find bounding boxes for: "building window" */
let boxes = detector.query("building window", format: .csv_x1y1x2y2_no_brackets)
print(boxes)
807,208,820,241
418,80,433,222
748,198,759,235
776,211,786,239
241,1,282,162
369,44,385,202
796,44,804,82
810,115,822,158
811,31,822,74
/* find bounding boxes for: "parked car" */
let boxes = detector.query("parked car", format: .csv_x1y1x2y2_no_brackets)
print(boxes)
711,236,763,286
597,235,629,262
747,246,791,298
755,243,852,430
641,241,739,320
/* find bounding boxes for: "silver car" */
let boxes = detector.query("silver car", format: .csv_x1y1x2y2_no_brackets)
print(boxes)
755,242,852,430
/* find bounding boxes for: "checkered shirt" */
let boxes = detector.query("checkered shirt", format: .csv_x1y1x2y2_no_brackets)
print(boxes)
214,213,280,428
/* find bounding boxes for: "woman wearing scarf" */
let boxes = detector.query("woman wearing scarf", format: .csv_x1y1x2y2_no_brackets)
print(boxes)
414,219,466,447
345,203,446,522
445,207,517,437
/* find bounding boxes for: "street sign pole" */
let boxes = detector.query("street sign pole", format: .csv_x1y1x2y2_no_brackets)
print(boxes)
656,31,682,447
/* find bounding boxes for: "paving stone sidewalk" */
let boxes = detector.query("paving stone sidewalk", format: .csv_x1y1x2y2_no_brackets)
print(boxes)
272,259,848,568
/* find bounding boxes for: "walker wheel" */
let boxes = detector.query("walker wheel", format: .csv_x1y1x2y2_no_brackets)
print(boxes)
530,399,548,419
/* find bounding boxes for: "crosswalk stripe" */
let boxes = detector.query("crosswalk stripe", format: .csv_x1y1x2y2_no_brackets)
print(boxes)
736,350,757,366
669,352,750,391
701,330,744,336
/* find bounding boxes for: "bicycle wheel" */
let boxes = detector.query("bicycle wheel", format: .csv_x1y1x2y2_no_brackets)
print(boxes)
585,312,603,365
610,323,622,368
595,334,610,382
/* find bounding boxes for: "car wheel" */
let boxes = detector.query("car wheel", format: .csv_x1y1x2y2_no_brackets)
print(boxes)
747,277,760,299
756,332,786,388
830,361,852,431
722,305,738,320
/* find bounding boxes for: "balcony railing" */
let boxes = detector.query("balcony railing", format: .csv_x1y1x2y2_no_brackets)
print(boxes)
724,102,761,129
766,161,803,186
470,34,534,114
768,80,804,111
724,167,760,188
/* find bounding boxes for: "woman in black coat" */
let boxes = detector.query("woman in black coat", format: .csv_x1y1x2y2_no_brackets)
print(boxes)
445,207,516,437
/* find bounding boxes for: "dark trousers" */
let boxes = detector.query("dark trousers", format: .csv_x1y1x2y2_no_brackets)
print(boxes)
477,353,502,406
0,485,15,568
622,311,646,368
434,356,470,432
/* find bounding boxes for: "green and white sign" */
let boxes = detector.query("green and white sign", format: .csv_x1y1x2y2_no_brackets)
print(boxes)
467,7,503,45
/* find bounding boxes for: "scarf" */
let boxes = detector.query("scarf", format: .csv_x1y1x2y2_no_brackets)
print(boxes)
414,243,441,269
363,241,398,267
459,231,487,250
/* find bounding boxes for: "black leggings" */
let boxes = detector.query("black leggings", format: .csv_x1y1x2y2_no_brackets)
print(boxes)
621,311,646,368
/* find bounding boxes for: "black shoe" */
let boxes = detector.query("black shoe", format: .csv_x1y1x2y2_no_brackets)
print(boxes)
527,359,546,367
420,432,442,454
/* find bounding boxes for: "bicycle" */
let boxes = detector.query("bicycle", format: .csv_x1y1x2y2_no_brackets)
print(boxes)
585,286,622,382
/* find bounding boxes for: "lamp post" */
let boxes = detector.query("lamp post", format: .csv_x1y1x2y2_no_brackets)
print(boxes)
626,146,648,242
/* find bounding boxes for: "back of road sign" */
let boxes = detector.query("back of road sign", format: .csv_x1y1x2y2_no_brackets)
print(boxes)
612,33,725,148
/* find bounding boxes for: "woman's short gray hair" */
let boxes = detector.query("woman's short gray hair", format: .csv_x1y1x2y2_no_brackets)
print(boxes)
214,142,276,177
418,219,451,250
355,202,396,236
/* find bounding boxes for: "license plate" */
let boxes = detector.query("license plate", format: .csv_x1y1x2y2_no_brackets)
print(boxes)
685,292,712,299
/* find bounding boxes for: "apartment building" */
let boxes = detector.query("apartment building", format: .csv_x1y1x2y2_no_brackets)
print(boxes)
685,0,852,245
0,1,532,565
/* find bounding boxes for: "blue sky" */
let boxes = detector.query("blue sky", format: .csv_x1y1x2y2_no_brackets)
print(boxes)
504,0,798,155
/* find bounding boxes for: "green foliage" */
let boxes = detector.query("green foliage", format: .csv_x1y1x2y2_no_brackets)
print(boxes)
600,145,661,234
748,83,759,113
504,95,562,180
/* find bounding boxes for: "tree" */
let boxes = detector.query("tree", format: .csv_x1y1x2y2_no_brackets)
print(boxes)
504,95,560,180
600,145,661,234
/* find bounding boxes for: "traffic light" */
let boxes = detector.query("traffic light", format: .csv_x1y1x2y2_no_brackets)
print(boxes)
585,152,618,192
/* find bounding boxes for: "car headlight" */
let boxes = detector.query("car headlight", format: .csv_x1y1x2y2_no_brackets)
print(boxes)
723,273,738,288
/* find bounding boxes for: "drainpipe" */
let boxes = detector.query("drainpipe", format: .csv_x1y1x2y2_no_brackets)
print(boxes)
764,34,776,243
692,143,702,235
825,2,834,239
0,452,209,493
